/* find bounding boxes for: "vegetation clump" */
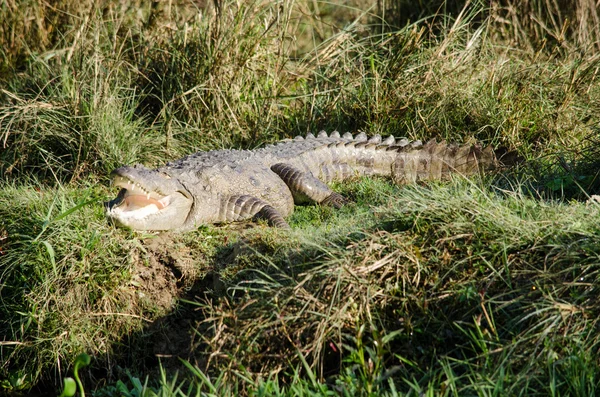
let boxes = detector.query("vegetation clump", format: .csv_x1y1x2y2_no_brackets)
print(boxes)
1,0,599,395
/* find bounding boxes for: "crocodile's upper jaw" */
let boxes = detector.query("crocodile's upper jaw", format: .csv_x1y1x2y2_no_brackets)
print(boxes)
105,172,193,231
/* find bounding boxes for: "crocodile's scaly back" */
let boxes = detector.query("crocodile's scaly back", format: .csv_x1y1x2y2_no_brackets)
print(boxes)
106,131,497,231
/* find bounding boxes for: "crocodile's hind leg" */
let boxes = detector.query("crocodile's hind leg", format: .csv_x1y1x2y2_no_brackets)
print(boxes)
221,195,290,228
271,163,349,209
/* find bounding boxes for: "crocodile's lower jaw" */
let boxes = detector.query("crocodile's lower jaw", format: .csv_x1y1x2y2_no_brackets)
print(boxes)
105,195,191,231
105,196,163,230
107,199,165,223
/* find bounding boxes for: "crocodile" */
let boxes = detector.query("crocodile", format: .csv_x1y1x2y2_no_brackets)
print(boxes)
105,131,497,231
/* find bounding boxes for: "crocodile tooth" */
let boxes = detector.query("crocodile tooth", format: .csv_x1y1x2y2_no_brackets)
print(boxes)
355,132,368,142
342,132,353,139
158,196,171,208
368,134,382,144
330,131,340,138
411,140,423,148
306,133,316,139
294,135,304,140
318,130,328,138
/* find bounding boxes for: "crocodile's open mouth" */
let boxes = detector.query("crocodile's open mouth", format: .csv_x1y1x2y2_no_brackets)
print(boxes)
106,165,194,231
109,175,173,218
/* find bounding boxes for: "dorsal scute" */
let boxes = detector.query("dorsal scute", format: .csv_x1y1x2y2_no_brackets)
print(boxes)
368,134,382,144
396,137,410,147
382,135,395,145
355,132,368,142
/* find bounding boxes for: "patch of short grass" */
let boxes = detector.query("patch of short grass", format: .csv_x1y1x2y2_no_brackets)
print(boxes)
0,180,222,390
185,178,600,395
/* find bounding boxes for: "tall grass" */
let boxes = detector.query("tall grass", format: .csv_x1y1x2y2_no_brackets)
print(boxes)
492,0,600,54
0,4,165,181
2,0,599,183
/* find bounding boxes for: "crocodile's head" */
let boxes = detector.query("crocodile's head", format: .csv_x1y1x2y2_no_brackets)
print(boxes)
105,165,193,231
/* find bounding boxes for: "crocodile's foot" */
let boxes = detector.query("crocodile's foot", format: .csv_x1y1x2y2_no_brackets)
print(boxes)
321,192,350,209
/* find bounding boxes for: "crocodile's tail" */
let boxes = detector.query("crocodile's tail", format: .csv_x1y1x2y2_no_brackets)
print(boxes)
390,138,497,184
292,131,498,184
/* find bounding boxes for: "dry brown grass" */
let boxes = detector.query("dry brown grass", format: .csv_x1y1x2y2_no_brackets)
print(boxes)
492,0,600,55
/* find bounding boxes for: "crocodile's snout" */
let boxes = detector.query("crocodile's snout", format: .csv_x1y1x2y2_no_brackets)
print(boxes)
106,166,193,231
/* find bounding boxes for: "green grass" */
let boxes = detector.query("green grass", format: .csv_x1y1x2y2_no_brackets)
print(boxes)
1,0,600,395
